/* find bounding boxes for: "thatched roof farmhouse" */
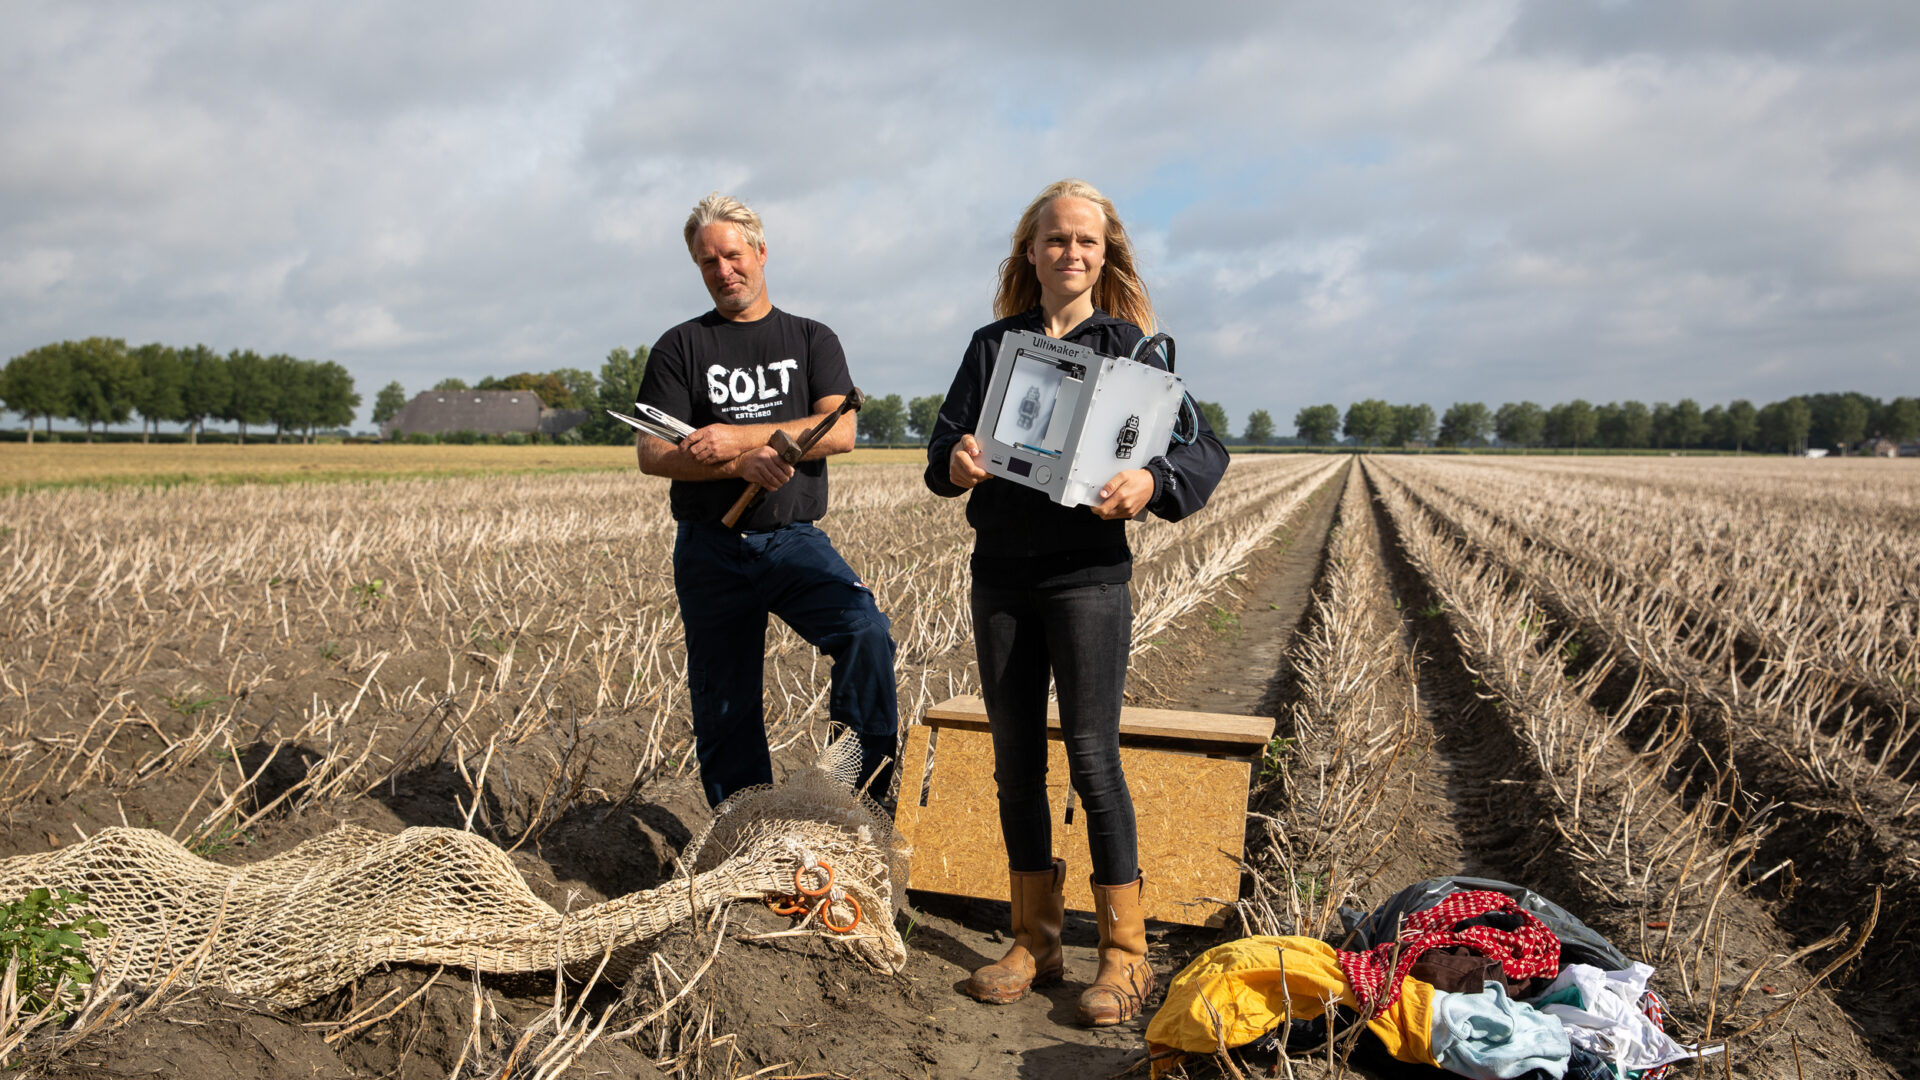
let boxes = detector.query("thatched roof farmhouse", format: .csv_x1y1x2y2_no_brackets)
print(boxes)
382,390,587,440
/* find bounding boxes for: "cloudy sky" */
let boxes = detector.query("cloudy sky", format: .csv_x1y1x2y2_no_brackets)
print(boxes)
5,1,1918,433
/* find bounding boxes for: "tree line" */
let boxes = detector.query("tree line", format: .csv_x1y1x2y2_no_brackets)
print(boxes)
2,338,360,443
372,353,968,448
384,349,1269,450
1290,393,1919,453
369,349,655,445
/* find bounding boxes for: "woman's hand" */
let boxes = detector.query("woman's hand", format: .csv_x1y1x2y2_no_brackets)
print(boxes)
1089,468,1153,520
949,434,991,489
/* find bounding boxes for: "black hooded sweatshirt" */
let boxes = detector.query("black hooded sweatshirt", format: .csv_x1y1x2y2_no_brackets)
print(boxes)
924,308,1230,589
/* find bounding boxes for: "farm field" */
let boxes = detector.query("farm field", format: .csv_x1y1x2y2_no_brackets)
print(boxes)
0,453,1913,1078
0,442,926,490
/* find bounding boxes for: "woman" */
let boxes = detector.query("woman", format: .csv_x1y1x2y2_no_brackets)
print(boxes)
923,179,1228,1026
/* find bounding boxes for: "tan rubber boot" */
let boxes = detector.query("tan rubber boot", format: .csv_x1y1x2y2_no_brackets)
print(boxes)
964,858,1065,1004
1077,874,1155,1026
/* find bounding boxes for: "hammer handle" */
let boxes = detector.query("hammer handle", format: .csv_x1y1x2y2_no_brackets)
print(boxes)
717,391,863,529
720,430,801,528
720,481,762,529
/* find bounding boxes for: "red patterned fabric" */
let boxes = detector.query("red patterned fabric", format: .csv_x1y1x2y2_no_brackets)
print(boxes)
1639,989,1671,1080
1336,890,1561,1015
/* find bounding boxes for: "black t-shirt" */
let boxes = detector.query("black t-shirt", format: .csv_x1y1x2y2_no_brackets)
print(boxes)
636,307,853,529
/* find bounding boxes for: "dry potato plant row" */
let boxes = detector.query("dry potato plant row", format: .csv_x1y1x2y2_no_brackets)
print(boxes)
1365,460,1878,1057
1455,454,1920,527
1240,461,1427,942
1394,456,1920,738
1128,455,1345,653
1385,459,1920,798
0,456,1328,841
1374,458,1920,1055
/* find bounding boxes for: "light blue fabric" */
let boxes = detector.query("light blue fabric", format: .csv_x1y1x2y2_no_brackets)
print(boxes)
1430,981,1572,1079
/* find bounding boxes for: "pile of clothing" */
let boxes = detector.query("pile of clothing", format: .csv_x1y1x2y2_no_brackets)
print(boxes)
1146,877,1715,1079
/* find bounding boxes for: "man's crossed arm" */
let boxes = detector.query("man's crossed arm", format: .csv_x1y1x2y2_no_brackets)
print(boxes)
637,395,856,490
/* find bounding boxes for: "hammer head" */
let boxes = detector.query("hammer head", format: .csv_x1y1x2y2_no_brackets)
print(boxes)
768,428,803,463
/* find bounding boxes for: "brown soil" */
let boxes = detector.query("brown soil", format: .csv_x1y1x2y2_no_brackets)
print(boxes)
1130,462,1346,718
1357,459,1900,1080
6,456,1908,1079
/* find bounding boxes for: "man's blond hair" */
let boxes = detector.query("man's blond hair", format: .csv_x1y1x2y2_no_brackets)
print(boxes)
684,193,766,258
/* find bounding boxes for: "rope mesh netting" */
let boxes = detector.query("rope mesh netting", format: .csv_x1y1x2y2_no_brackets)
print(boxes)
0,738,907,1006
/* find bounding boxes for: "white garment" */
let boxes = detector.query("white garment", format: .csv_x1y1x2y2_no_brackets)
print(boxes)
1537,963,1708,1071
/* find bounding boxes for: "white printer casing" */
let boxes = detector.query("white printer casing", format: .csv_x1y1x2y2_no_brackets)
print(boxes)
973,330,1186,509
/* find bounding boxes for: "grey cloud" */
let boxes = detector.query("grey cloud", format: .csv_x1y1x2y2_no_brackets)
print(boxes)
1505,0,1920,61
3,0,1917,435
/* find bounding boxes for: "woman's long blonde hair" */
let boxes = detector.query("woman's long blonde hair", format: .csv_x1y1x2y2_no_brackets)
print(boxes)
993,179,1155,333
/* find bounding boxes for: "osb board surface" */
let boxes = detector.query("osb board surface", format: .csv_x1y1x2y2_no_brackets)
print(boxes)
923,694,1272,754
894,726,1249,927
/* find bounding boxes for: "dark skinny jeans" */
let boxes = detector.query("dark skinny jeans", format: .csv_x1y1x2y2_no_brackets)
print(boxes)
970,579,1139,886
673,521,899,807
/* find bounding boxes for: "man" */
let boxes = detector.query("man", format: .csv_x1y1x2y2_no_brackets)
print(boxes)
635,193,898,809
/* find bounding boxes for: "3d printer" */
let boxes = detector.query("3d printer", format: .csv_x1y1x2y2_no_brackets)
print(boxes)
974,329,1191,509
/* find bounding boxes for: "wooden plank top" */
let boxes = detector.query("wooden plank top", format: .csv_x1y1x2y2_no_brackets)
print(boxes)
922,695,1274,758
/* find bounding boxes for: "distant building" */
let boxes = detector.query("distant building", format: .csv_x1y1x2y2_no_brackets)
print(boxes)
1859,438,1900,458
382,390,587,440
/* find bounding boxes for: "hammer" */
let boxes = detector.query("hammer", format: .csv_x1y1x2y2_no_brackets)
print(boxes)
720,387,866,528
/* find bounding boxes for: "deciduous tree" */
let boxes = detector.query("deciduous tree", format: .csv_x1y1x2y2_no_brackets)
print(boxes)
1759,396,1811,454
1242,409,1274,445
2,344,71,442
1343,399,1392,445
575,346,650,444
223,349,277,444
1597,400,1651,448
1437,402,1491,447
309,361,360,438
179,345,229,443
1725,399,1758,453
131,343,186,442
67,337,137,441
1197,401,1230,441
1830,396,1870,452
372,381,408,426
551,367,598,410
266,354,316,442
1881,397,1920,444
1544,399,1596,449
1294,403,1339,445
908,394,944,443
1391,403,1436,446
478,372,573,409
1669,399,1705,448
860,393,906,445
1494,401,1545,447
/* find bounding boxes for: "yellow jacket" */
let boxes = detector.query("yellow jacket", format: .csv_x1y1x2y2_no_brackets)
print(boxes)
1145,936,1436,1078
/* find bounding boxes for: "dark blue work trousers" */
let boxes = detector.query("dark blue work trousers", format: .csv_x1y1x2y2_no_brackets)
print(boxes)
970,580,1139,886
673,521,898,807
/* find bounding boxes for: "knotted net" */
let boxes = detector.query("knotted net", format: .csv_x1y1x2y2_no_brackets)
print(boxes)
0,738,907,1006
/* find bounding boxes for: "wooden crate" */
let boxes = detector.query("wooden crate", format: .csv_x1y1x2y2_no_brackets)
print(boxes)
893,695,1272,927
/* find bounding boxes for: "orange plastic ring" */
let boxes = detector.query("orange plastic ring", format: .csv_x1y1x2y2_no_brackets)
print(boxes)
820,895,862,934
766,895,807,917
795,862,834,898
